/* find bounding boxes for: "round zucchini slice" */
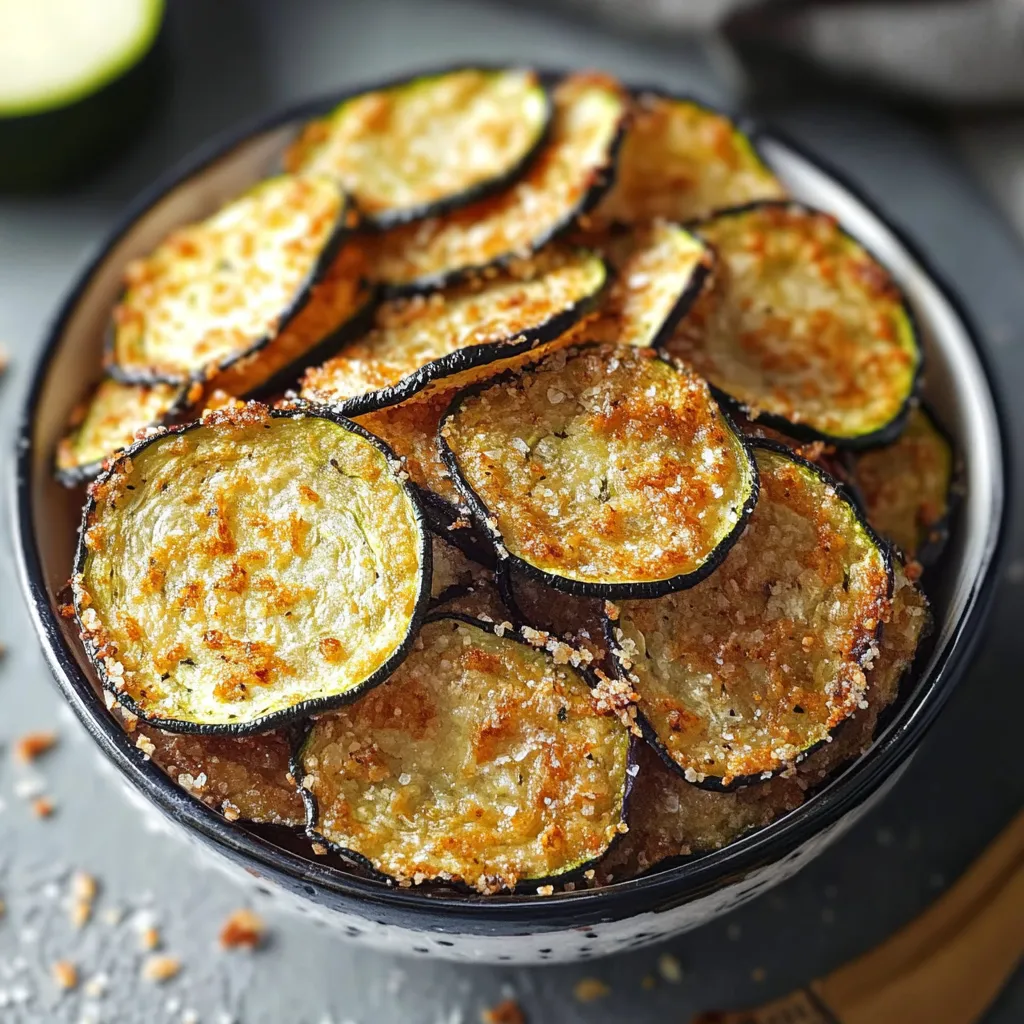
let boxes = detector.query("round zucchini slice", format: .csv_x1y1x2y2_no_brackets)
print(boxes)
439,344,758,598
136,725,304,827
299,247,608,415
109,175,351,385
608,441,893,789
54,377,195,487
297,615,631,892
363,72,627,294
588,221,713,348
73,403,430,732
284,68,551,229
665,202,921,447
852,405,955,564
595,92,785,225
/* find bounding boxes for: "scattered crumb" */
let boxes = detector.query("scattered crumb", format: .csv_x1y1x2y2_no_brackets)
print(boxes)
0,344,8,373
535,885,554,897
14,731,58,764
657,952,683,983
140,926,161,951
219,908,265,950
83,974,109,999
51,960,78,991
70,872,97,928
751,967,767,983
31,796,55,818
573,978,610,1003
102,906,124,926
142,954,181,983
0,899,5,918
481,997,526,1024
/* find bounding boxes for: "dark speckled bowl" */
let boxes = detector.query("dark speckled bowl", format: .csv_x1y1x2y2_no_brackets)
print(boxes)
10,72,1008,964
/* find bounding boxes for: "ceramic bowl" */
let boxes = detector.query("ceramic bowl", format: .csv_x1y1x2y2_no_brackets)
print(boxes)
10,76,1008,964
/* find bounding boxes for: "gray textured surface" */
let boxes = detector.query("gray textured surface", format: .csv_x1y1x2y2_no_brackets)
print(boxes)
1,2,1022,1021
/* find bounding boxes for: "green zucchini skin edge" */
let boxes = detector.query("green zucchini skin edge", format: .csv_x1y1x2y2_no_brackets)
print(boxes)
325,252,611,417
72,404,433,736
53,379,195,489
605,438,895,793
437,344,761,599
668,199,924,452
105,187,357,389
310,69,554,233
293,612,637,893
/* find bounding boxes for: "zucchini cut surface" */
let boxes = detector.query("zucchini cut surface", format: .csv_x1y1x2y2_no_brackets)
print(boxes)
74,405,429,731
299,616,630,891
300,247,607,414
284,68,550,227
110,175,348,383
440,344,758,597
666,202,920,446
853,406,954,562
610,443,892,788
596,93,785,224
55,377,191,486
363,73,626,293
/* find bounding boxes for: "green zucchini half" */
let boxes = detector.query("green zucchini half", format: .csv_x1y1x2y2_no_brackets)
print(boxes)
665,201,921,448
852,405,955,564
296,614,631,892
285,68,551,229
108,175,353,386
595,92,785,225
54,376,197,488
363,72,627,295
299,247,608,415
607,441,893,790
439,344,758,598
73,403,430,733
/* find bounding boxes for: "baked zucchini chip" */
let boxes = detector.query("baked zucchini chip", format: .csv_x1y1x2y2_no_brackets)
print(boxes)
852,405,955,563
55,377,195,487
363,72,627,294
137,725,304,827
588,221,712,348
109,175,351,385
665,202,921,447
284,68,551,228
299,247,607,415
297,615,631,891
596,92,785,224
439,344,758,597
74,404,430,732
608,442,892,789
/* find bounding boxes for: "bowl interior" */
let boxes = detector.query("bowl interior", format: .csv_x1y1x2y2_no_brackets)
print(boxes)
14,97,1005,908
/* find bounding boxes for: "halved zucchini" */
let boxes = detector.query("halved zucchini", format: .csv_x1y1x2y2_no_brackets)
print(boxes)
54,376,196,487
608,441,893,789
665,202,921,447
439,344,758,598
299,247,607,415
363,72,627,294
595,92,785,225
587,221,713,348
852,405,955,563
297,615,631,892
73,403,430,732
109,175,352,385
284,68,551,229
136,724,304,826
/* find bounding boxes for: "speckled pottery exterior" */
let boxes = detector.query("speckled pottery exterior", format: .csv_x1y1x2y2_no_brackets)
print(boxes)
11,71,1007,964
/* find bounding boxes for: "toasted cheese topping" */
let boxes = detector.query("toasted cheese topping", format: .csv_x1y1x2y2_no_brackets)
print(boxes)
285,69,549,222
441,345,756,591
55,378,187,478
112,175,346,381
75,408,427,729
300,248,606,411
615,445,892,786
596,94,785,224
363,73,626,290
666,203,920,442
300,617,629,891
854,407,953,560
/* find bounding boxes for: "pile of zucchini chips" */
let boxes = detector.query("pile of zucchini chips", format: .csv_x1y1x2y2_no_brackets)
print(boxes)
63,69,955,893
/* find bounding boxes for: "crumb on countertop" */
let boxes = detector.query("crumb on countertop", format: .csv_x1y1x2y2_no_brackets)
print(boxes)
14,731,58,764
219,908,266,950
142,954,181,983
481,997,526,1024
657,952,683,983
51,960,78,991
31,796,55,818
573,978,610,1003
